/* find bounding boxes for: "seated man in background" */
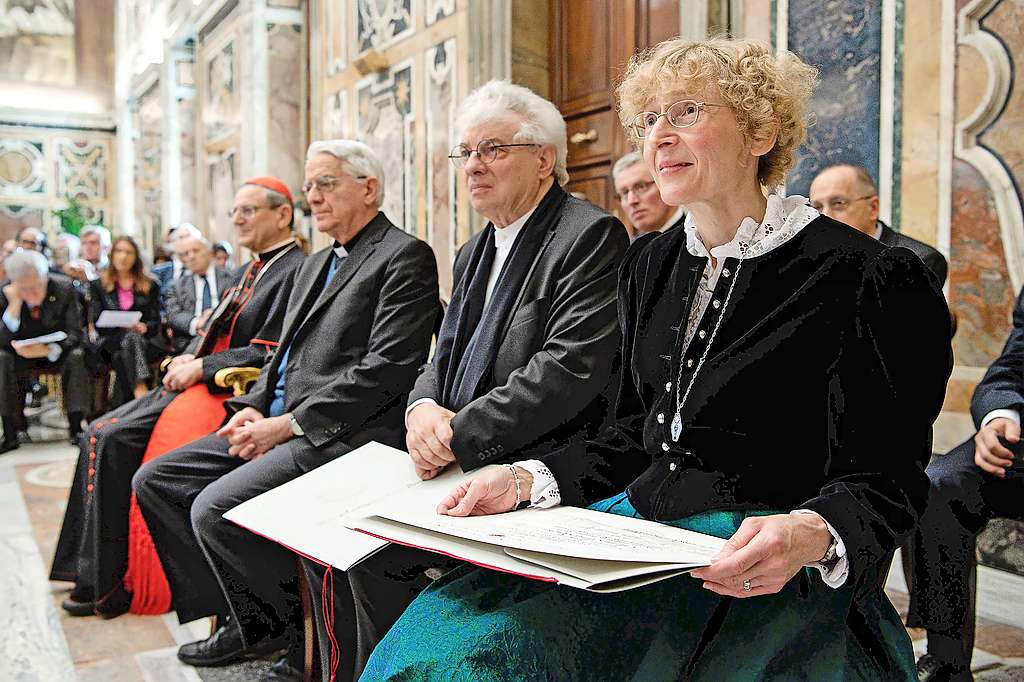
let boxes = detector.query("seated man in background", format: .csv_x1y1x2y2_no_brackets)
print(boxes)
152,223,203,315
133,140,439,682
51,176,306,619
0,249,88,451
613,151,685,240
301,80,628,681
165,234,235,354
810,163,948,285
908,285,1024,681
63,225,111,285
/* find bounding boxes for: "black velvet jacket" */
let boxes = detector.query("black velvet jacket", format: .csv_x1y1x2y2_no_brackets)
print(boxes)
543,215,953,594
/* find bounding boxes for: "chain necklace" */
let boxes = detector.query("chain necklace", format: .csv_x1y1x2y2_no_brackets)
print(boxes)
669,244,748,443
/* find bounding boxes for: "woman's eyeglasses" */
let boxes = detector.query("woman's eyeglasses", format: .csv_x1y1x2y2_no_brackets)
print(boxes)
630,100,726,138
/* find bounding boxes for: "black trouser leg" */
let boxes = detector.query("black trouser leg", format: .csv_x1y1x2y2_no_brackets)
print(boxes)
61,347,89,422
908,436,1024,665
133,432,242,624
0,349,20,422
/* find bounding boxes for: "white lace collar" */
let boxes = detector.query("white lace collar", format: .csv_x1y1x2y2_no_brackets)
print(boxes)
683,192,820,261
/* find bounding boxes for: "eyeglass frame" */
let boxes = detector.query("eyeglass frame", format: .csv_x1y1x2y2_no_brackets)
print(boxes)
227,204,273,220
615,179,657,202
448,139,540,167
301,173,369,197
810,195,876,213
630,100,728,138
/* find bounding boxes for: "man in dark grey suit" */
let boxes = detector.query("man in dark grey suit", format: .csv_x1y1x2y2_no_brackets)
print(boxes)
152,223,202,315
301,80,628,681
0,249,89,449
133,140,439,680
165,235,236,354
810,163,948,285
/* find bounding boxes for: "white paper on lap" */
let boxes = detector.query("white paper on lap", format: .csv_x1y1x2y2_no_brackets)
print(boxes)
95,310,143,328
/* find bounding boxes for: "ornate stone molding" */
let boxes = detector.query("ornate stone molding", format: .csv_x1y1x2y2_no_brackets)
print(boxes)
955,0,1024,292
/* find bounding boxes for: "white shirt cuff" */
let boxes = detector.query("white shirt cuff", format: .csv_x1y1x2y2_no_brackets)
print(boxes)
188,317,199,336
515,460,561,509
791,509,848,588
405,397,438,429
981,409,1020,428
46,343,62,362
2,310,20,333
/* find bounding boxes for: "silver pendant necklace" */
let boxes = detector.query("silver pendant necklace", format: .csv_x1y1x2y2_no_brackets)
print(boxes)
670,252,746,442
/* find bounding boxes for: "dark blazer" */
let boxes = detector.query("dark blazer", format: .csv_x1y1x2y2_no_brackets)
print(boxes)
165,266,236,353
188,242,306,384
543,216,952,596
971,285,1024,426
878,221,948,285
409,190,628,470
0,273,83,357
88,277,161,351
229,213,439,449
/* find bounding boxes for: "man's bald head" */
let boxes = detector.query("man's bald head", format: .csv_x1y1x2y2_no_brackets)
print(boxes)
809,164,880,236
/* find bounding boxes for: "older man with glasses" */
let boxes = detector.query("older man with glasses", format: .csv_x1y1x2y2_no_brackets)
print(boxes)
810,163,948,285
133,142,439,681
613,151,685,240
298,80,628,681
0,249,89,451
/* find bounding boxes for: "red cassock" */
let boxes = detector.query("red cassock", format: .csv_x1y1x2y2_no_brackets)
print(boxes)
122,334,233,614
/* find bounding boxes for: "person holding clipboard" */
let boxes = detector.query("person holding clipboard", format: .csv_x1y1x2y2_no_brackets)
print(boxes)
88,236,161,406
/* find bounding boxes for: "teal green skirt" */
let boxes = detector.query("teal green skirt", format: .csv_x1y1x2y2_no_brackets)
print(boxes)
360,492,915,681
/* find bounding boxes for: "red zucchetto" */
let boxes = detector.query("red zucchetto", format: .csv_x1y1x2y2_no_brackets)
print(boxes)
244,176,294,205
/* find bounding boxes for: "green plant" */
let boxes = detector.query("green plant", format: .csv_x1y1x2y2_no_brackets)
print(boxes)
52,196,90,236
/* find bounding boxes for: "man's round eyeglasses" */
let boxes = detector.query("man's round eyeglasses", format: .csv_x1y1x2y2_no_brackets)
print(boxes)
630,100,727,138
810,195,875,213
227,205,270,220
616,180,656,201
448,139,539,167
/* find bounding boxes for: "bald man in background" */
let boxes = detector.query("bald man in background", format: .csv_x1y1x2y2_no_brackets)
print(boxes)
810,163,947,285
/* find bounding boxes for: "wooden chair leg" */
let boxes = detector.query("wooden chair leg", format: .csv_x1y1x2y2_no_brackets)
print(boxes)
298,558,319,682
963,557,978,663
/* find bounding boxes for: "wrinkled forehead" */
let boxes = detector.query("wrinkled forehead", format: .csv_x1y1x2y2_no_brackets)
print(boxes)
641,80,717,112
233,184,269,206
459,115,522,146
304,152,345,179
615,161,653,188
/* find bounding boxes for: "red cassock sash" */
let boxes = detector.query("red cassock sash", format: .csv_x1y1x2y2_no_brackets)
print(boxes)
122,335,232,614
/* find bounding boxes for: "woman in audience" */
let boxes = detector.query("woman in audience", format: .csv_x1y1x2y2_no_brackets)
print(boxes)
89,236,160,405
363,37,953,680
212,240,234,273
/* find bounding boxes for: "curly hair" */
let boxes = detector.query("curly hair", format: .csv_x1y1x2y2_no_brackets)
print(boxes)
617,38,818,189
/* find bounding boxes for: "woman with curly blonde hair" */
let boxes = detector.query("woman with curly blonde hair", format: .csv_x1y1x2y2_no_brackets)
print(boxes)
362,37,952,681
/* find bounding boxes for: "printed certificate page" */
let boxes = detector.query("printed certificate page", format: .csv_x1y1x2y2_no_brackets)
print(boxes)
223,441,471,570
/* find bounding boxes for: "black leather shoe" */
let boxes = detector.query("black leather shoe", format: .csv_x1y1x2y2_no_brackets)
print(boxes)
262,654,303,681
177,619,286,668
0,440,20,455
61,597,96,617
917,654,972,682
